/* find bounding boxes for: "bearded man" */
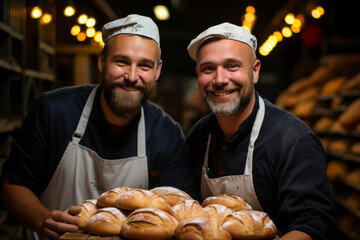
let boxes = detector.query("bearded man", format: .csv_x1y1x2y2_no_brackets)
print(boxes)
1,14,197,240
186,23,337,240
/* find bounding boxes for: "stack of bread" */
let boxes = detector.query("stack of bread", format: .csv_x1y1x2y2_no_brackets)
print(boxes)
72,186,278,240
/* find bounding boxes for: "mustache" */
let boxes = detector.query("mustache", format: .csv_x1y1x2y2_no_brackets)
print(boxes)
111,79,146,89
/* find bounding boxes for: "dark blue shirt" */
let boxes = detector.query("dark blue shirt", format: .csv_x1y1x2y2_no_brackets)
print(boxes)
3,85,198,199
187,92,337,240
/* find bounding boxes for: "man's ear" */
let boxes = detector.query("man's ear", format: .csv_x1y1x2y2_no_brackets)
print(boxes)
97,51,105,73
155,60,163,81
252,59,261,84
195,66,199,75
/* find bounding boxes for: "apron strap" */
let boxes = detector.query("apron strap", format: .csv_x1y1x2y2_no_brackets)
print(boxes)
72,86,99,144
137,107,146,157
244,96,265,175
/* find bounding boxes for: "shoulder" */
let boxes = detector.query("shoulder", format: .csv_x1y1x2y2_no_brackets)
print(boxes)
143,101,184,136
262,98,319,145
187,113,212,141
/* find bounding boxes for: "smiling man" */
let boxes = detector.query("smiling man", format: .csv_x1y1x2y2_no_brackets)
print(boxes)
186,23,337,240
1,14,197,240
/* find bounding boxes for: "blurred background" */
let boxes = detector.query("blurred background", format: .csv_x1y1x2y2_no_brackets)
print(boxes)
1,0,360,239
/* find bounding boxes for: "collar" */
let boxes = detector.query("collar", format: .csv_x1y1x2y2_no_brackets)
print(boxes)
91,85,142,139
208,91,260,146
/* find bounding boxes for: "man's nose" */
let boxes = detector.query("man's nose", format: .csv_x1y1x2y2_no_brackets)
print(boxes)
214,67,228,85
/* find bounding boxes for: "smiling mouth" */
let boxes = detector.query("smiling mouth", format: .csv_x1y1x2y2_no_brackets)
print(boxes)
120,85,139,91
211,90,235,96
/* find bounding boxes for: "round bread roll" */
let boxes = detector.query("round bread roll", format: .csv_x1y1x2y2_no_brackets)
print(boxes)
222,210,277,239
338,98,360,129
97,186,130,208
75,199,98,229
313,117,334,132
150,186,193,206
350,142,360,155
114,188,172,213
172,199,210,223
326,160,348,181
202,194,252,211
321,76,347,95
346,168,360,187
174,217,231,240
328,139,352,153
84,207,127,236
203,204,235,224
121,208,178,240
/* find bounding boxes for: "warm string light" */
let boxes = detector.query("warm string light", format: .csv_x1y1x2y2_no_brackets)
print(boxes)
259,5,323,56
242,6,256,33
153,5,170,20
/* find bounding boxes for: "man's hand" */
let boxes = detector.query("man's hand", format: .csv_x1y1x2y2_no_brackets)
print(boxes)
40,209,80,240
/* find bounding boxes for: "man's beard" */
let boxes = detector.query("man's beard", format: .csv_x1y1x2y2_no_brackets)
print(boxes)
204,83,254,117
102,75,156,118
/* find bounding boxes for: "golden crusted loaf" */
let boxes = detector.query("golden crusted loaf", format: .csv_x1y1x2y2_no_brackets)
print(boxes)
202,194,252,211
203,204,235,224
121,208,178,240
84,207,127,236
97,186,130,208
171,199,210,223
75,199,98,229
222,210,277,239
338,98,360,129
150,186,193,206
114,188,172,214
174,217,231,240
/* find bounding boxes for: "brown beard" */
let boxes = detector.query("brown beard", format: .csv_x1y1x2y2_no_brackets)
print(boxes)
102,74,156,118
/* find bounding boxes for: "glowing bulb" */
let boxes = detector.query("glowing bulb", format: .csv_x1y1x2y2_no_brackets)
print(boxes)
78,14,88,24
86,27,95,38
246,6,255,14
285,13,295,25
77,32,86,42
282,26,292,38
94,31,103,42
40,13,52,25
71,25,81,36
64,6,75,17
273,31,283,42
86,18,96,27
153,5,170,20
31,6,43,19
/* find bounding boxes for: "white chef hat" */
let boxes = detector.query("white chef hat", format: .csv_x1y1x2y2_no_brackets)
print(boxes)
187,22,257,61
102,14,160,46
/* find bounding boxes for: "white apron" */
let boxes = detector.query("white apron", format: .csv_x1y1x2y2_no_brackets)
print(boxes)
201,97,265,211
39,86,148,211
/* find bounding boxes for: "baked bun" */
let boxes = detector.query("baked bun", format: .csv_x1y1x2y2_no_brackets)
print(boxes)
202,194,252,211
172,199,210,223
84,207,127,236
75,199,98,229
174,217,231,240
150,186,193,206
222,210,277,239
97,186,130,208
114,189,172,213
203,204,235,224
121,208,178,240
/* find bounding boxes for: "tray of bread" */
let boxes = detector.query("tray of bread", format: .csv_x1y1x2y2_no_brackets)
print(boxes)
60,186,279,240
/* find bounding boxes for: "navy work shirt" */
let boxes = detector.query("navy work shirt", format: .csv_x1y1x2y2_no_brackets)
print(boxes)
3,85,198,199
187,92,337,240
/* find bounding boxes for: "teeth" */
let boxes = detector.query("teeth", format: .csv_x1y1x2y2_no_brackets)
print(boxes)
122,86,138,91
213,91,231,96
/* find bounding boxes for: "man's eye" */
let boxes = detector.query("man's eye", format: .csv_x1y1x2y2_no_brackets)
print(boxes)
200,66,215,73
227,64,238,70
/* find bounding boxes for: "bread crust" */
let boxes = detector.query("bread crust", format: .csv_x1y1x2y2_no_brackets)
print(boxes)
203,204,235,224
84,207,127,236
75,199,98,229
222,210,277,239
97,186,130,208
150,186,193,206
172,200,210,223
202,194,252,211
114,189,172,214
174,217,231,240
121,208,178,240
